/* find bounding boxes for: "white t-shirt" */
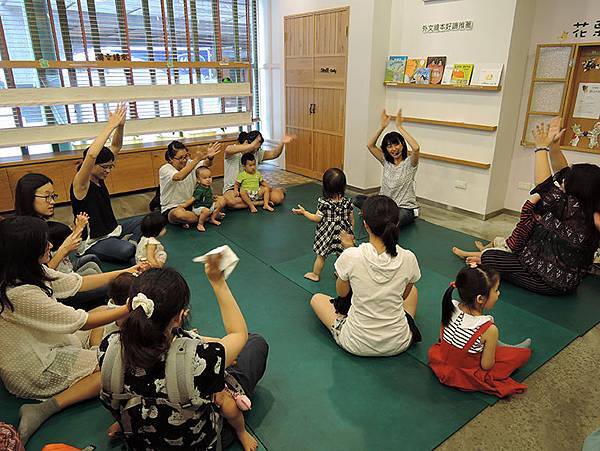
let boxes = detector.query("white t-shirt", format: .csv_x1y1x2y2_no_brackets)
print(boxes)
135,236,167,264
159,160,206,213
223,148,266,191
334,243,421,356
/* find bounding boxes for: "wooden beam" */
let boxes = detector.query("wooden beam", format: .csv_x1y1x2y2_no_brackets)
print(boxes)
0,112,252,148
396,116,497,132
418,152,491,169
0,83,251,107
384,82,501,92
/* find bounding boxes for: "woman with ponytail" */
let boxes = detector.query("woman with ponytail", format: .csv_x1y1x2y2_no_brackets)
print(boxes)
428,266,532,398
310,195,422,357
98,259,268,450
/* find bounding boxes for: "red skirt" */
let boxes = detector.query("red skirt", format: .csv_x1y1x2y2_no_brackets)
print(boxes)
428,322,531,398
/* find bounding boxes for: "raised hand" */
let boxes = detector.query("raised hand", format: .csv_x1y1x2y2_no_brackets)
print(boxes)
548,116,565,143
204,253,224,283
74,213,89,235
107,103,127,129
395,108,404,128
532,122,554,149
206,142,223,159
380,109,392,129
282,133,296,145
62,232,83,253
291,204,306,215
251,134,262,150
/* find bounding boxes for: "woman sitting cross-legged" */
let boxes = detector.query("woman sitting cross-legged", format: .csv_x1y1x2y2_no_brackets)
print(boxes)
310,195,422,357
0,216,144,444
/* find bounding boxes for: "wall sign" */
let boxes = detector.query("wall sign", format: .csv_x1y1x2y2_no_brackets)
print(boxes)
569,20,600,39
422,21,473,34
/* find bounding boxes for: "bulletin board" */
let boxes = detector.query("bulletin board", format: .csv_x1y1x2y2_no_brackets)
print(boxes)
522,42,600,155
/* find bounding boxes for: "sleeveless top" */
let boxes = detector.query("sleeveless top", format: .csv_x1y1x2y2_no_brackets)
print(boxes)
442,300,494,354
70,180,118,239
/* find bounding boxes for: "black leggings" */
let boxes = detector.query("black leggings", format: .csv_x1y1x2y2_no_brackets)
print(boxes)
221,333,269,447
480,249,563,296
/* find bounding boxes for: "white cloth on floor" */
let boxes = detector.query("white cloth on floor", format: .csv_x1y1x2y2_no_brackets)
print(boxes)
193,245,239,279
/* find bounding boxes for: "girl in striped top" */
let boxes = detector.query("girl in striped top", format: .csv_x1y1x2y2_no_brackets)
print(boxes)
428,266,532,397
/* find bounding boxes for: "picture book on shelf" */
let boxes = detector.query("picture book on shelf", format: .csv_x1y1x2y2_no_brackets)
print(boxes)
475,63,503,86
441,63,454,85
384,56,408,83
404,58,427,83
426,56,446,84
414,68,431,84
451,64,474,85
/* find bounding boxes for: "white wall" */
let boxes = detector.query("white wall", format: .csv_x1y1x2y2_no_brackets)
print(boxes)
505,0,600,212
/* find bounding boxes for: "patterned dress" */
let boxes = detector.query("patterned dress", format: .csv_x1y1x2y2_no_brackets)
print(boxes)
313,197,353,257
98,330,225,450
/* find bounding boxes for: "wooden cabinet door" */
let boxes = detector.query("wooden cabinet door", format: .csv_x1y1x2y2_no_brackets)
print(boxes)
284,8,347,180
0,169,13,212
109,152,155,194
6,161,73,203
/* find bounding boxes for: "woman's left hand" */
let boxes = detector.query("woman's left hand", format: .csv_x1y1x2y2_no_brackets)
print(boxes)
206,142,223,159
532,122,554,148
340,231,355,249
282,133,296,144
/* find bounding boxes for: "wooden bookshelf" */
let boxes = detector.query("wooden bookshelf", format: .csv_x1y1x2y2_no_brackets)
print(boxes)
396,116,497,132
384,82,501,92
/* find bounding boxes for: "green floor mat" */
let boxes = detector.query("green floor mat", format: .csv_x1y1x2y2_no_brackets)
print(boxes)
397,217,600,336
271,252,339,297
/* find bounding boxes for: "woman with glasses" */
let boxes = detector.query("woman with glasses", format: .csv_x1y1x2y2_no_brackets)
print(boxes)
159,139,222,227
69,103,143,264
14,173,107,310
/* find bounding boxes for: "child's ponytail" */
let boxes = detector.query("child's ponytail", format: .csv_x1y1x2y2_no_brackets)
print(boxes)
120,268,190,370
441,284,456,326
362,195,400,257
381,222,399,257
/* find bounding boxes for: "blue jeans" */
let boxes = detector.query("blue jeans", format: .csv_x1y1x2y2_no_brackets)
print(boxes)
84,216,143,265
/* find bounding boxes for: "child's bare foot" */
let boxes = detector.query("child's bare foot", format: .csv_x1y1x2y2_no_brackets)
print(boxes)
466,256,481,265
197,223,206,232
474,241,485,251
452,247,469,259
263,204,274,212
209,217,221,226
304,272,320,282
238,430,259,451
249,206,258,213
107,421,122,440
217,212,226,219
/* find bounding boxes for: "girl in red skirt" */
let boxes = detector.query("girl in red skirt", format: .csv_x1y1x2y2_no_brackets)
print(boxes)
428,265,532,398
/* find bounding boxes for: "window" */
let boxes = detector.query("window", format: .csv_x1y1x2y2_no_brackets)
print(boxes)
0,0,258,157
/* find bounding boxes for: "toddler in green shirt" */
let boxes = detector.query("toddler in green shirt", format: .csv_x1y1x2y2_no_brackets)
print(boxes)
181,166,226,232
234,153,274,213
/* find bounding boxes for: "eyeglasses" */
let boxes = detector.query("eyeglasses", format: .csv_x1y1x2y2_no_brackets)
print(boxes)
35,193,59,203
172,153,190,161
99,163,115,170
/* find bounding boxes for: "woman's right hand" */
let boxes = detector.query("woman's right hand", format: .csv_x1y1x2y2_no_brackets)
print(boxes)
251,135,262,150
205,253,224,284
532,121,556,148
107,103,127,130
380,109,391,129
61,232,82,253
548,116,565,144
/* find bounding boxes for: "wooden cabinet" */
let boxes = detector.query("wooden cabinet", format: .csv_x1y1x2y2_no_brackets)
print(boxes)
0,169,13,213
0,136,236,213
284,8,348,180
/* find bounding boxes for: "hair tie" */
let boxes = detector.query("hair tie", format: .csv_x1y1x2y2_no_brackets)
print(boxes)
131,293,155,318
449,281,456,288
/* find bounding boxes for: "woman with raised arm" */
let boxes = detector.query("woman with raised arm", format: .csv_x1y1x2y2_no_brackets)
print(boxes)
158,139,222,227
480,117,600,295
70,103,143,264
223,131,295,209
364,108,420,226
0,216,144,444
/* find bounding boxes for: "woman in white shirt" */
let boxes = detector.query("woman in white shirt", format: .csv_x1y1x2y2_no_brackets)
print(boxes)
310,195,422,357
0,216,142,444
159,140,221,227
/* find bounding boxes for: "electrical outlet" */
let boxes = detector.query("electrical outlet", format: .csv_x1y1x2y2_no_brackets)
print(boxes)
518,181,533,191
455,180,467,190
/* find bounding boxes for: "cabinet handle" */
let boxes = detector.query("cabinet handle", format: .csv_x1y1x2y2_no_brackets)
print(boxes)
312,103,316,114
308,104,313,114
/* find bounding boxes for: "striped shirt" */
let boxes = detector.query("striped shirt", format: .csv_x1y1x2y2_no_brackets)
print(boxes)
442,300,493,354
506,200,537,253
